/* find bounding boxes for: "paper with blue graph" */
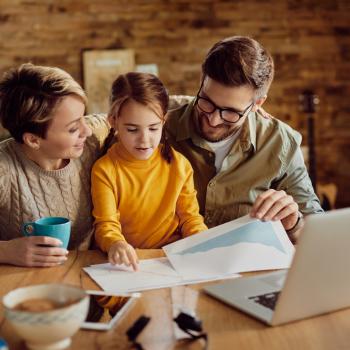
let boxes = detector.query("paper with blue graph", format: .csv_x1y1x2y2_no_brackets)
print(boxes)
84,215,294,292
83,257,239,293
163,215,295,279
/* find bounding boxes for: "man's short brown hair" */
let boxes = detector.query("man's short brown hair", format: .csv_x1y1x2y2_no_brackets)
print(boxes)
0,63,87,143
202,36,274,98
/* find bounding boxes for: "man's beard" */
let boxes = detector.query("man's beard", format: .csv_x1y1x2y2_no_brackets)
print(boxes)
194,111,238,142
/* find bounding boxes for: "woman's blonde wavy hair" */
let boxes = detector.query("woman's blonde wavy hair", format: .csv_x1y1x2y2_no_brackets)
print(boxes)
0,63,87,143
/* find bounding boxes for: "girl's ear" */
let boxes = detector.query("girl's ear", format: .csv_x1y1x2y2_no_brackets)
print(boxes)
107,114,116,127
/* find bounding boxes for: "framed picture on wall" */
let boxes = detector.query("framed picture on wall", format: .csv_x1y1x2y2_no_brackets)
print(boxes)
82,49,135,114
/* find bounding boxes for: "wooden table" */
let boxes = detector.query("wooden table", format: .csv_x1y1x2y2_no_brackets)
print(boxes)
1,250,350,350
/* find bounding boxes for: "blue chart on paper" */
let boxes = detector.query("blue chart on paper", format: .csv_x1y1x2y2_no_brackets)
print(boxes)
176,221,285,255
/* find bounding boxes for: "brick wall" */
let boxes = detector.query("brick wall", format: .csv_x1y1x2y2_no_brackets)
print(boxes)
0,0,349,207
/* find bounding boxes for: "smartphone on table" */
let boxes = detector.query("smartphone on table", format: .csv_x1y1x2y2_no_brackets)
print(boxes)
81,290,140,331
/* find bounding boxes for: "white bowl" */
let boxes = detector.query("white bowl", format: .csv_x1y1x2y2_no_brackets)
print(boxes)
3,284,89,350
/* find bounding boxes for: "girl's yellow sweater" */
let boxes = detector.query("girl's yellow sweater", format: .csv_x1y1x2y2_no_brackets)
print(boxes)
91,142,207,252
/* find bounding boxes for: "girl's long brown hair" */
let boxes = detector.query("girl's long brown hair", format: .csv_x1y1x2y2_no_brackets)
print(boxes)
102,72,172,162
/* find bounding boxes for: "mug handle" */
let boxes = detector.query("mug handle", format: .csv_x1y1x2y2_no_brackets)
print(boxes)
22,223,35,236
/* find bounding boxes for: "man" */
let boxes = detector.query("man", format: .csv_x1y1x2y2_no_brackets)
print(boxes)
165,36,323,241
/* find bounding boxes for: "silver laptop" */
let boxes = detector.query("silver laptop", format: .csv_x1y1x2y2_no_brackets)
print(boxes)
203,208,350,326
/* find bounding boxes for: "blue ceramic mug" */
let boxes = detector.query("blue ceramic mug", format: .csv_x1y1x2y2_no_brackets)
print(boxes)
22,217,71,249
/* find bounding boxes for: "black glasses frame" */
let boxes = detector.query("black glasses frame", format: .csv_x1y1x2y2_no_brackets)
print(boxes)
195,80,255,124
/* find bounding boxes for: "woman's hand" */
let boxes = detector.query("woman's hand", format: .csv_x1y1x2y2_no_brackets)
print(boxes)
0,236,68,267
108,241,139,271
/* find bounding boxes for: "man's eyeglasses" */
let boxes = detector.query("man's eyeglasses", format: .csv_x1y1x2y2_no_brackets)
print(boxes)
196,94,254,124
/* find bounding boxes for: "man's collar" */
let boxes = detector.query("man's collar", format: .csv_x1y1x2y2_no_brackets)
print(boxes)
175,98,197,142
239,111,257,153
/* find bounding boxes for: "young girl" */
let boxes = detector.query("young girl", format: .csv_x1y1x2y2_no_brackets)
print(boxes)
91,72,207,270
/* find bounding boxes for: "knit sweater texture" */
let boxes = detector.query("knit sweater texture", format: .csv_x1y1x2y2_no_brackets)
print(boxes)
0,114,109,249
91,142,207,252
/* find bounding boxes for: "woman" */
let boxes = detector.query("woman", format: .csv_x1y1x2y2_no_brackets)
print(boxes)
0,63,109,267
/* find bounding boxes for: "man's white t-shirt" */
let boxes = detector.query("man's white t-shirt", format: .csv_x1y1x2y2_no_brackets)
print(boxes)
206,131,240,172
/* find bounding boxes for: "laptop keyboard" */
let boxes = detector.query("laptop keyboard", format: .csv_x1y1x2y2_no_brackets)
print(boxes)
248,291,280,310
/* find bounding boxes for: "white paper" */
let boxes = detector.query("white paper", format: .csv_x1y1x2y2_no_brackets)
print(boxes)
163,215,295,279
84,257,239,293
